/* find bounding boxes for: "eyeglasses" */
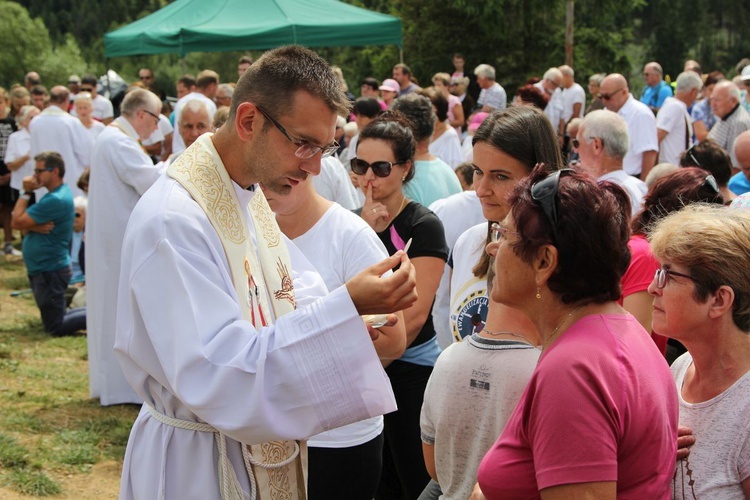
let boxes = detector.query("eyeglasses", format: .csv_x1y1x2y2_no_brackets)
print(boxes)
598,88,624,101
490,222,518,243
654,267,698,289
80,87,94,93
255,104,339,159
75,213,82,218
351,158,406,178
685,144,701,167
531,168,574,242
571,138,580,149
142,109,160,124
34,167,54,174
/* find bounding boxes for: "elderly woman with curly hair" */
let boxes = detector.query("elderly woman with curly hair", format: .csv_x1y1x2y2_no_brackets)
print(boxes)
648,204,750,499
475,166,679,499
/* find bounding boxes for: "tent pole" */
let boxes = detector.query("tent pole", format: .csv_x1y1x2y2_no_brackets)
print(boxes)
181,57,186,74
399,47,403,64
105,59,111,98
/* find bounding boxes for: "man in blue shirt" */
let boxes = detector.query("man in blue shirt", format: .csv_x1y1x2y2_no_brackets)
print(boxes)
11,151,85,336
640,62,673,114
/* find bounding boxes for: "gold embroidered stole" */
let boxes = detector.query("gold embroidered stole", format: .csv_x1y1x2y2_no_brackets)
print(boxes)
168,134,306,499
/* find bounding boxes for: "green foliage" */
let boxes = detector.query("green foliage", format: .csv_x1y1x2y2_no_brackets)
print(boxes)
0,434,29,468
2,467,62,496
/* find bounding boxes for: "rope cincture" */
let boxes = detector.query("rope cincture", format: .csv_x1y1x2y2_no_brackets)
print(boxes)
145,405,300,500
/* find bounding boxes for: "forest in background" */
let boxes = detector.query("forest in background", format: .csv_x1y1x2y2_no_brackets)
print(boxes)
3,0,750,98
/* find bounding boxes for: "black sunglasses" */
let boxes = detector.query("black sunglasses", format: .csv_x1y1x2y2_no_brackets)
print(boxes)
530,168,575,242
702,174,719,194
350,158,407,178
80,87,94,92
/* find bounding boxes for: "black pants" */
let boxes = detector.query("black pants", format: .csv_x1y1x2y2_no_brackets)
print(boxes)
28,267,86,336
376,360,433,500
308,432,384,500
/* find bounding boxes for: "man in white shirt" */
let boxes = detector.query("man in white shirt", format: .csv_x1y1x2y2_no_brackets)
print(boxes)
474,64,507,112
576,109,647,215
29,86,92,198
534,68,564,139
71,75,114,125
656,71,702,165
559,65,586,132
115,46,417,500
172,70,218,155
86,88,165,407
600,73,658,178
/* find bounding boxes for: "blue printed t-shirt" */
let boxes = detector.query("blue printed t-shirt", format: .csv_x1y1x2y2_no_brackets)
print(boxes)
23,184,74,275
640,81,672,110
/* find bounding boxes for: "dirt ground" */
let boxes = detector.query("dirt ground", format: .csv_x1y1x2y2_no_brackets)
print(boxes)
0,461,121,499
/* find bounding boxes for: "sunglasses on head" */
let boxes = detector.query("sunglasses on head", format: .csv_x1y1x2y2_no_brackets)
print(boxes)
350,158,407,178
530,168,575,243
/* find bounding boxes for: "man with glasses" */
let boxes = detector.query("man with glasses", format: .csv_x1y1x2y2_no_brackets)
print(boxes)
600,73,658,179
69,75,113,125
575,110,647,215
115,45,416,500
85,88,165,408
29,86,92,198
656,71,702,165
11,151,86,337
640,62,673,114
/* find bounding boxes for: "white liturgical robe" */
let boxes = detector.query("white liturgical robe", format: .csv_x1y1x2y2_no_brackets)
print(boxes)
29,105,93,198
115,145,396,499
86,117,164,406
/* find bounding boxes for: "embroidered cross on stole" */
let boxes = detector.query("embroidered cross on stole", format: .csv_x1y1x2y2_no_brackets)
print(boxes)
168,134,307,500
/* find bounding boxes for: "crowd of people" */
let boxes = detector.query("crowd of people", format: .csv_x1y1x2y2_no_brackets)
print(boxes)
2,47,750,500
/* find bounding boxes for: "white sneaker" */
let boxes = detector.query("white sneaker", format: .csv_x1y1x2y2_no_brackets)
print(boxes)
4,245,21,256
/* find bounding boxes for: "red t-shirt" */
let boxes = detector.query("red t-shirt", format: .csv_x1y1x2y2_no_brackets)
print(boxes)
619,234,667,354
477,314,678,499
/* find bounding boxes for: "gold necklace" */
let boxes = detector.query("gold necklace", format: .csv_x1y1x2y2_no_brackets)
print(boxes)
481,328,532,345
541,304,584,351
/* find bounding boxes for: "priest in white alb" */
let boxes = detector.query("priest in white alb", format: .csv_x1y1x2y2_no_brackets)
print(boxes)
115,46,417,500
86,88,165,406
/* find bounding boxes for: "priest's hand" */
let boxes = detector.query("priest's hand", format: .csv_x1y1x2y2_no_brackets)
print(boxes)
347,250,417,315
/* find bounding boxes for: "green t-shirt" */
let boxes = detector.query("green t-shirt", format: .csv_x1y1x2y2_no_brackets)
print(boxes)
22,184,74,275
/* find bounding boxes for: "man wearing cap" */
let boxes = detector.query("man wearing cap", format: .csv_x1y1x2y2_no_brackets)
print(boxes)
739,65,750,113
708,80,750,167
379,79,399,108
66,75,81,112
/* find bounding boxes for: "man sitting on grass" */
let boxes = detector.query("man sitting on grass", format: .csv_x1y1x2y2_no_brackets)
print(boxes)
11,151,86,336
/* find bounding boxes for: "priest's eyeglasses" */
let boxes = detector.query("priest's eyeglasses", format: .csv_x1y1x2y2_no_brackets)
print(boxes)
255,104,339,159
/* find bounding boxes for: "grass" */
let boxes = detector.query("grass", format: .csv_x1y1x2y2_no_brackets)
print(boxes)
0,250,140,496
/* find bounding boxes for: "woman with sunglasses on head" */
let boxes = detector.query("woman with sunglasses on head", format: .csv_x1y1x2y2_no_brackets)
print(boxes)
626,167,724,361
475,166,679,500
353,111,449,499
648,204,750,499
419,107,558,500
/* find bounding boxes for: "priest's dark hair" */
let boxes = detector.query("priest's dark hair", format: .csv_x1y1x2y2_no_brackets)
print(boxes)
231,45,351,124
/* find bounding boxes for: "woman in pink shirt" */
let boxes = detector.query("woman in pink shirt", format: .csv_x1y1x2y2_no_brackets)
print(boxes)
475,166,679,499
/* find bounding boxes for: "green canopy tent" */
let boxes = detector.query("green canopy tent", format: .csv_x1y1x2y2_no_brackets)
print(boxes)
104,0,402,58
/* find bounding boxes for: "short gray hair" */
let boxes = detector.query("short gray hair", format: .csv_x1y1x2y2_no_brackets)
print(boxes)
180,99,212,125
474,64,496,81
675,71,703,93
73,92,93,105
581,109,630,160
73,196,88,210
589,73,606,86
543,67,563,83
217,83,234,98
559,65,574,77
120,88,161,118
646,62,664,76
